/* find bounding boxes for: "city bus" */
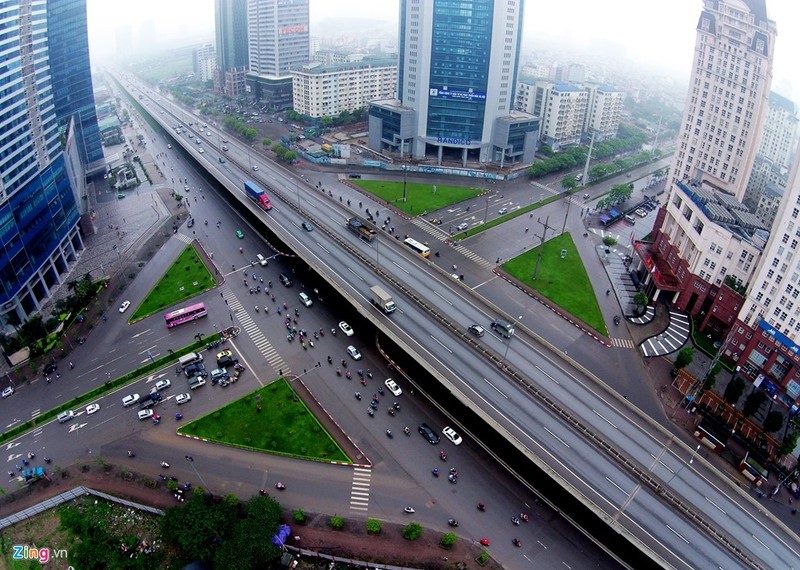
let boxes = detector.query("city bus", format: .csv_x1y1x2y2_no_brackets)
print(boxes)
164,302,208,328
403,237,430,258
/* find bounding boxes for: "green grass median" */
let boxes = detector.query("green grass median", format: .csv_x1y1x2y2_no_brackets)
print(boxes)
178,379,351,462
354,180,481,215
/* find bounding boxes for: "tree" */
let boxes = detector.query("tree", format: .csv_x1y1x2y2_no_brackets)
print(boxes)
673,346,695,371
633,291,649,314
366,519,381,534
293,508,306,524
723,377,746,405
262,137,272,148
742,391,767,418
778,429,799,457
560,176,578,192
440,532,457,548
607,183,633,206
402,522,423,540
161,491,238,564
329,515,344,530
763,411,784,433
703,362,722,390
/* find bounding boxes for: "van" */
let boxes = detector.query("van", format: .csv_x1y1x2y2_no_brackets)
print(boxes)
256,254,268,267
490,318,515,339
298,292,313,307
179,352,203,368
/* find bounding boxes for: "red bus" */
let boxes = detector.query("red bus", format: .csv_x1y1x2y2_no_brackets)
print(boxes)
164,302,208,328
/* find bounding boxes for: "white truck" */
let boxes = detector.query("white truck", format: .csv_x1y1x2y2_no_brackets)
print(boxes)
369,285,396,314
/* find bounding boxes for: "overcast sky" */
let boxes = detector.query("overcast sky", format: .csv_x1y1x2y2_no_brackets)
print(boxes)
86,0,800,100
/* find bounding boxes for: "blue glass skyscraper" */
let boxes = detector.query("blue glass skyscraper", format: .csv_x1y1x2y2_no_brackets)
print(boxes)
0,0,84,324
47,0,103,170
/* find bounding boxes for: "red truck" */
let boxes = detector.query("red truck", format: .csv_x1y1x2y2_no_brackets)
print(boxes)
244,180,272,211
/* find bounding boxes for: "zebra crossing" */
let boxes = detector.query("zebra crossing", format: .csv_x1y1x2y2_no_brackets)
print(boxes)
174,233,193,245
610,337,635,349
409,218,493,268
349,466,372,512
221,288,287,375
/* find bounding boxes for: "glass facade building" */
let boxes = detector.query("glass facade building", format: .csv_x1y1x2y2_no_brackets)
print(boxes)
47,0,103,170
215,0,249,72
0,0,84,325
372,0,534,166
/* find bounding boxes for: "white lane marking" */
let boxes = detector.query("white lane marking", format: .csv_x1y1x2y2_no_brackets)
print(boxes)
430,336,453,353
605,476,629,497
543,427,570,448
434,290,453,306
665,525,690,544
483,378,507,398
392,261,409,274
592,409,618,429
704,496,726,514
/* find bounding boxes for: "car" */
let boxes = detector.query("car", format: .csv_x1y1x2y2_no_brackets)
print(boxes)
198,148,205,154
385,378,402,397
236,230,245,239
442,426,463,445
206,131,212,136
137,409,154,421
418,423,440,444
339,321,354,336
252,165,259,171
57,410,75,423
450,273,460,280
154,379,171,391
2,386,13,398
122,394,140,407
187,218,195,228
279,273,293,287
456,222,469,231
635,208,648,218
211,367,228,380
498,207,508,215
301,222,314,232
222,146,229,151
468,324,485,337
167,144,172,149
298,292,313,307
348,173,362,179
216,349,233,361
175,393,191,405
43,362,58,375
86,403,100,415
222,139,229,143
218,157,226,163
216,355,238,367
346,345,362,360
184,363,206,378
256,254,268,266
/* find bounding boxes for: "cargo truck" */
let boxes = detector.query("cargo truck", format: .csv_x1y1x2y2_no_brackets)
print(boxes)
244,180,272,211
347,216,376,242
369,285,396,314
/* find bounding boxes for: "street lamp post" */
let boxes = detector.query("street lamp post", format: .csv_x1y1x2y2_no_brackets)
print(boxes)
185,455,211,490
502,316,523,364
402,165,408,203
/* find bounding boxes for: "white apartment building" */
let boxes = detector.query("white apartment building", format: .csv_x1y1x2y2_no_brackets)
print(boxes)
754,182,783,228
292,59,397,118
193,44,217,83
758,91,798,170
527,81,588,150
584,84,625,141
643,0,776,318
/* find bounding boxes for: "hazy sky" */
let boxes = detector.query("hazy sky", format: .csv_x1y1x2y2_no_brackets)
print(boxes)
86,0,800,100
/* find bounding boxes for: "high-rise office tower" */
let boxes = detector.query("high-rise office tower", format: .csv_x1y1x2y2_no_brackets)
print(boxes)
47,0,104,171
637,0,776,325
246,0,310,110
369,0,538,166
215,0,249,98
0,0,85,324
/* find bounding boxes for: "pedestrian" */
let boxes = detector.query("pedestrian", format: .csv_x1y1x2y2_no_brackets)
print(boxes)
257,403,262,413
606,289,610,296
69,362,74,369
102,314,107,322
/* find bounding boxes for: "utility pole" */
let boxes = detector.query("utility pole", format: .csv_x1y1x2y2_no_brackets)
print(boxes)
580,132,596,185
532,216,556,281
561,193,573,234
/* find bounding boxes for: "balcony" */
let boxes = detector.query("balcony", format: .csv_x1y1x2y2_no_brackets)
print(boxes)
634,241,682,290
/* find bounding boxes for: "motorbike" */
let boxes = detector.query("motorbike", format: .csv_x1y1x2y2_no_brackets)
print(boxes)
336,368,342,376
480,538,490,547
204,220,208,226
367,408,374,417
432,468,440,477
319,328,324,337
294,308,300,317
386,429,393,438
44,457,51,464
477,502,486,512
439,451,448,461
511,517,521,526
370,400,379,410
327,356,333,364
127,451,136,458
448,474,457,484
275,482,286,490
360,377,367,386
357,368,363,377
388,407,395,416
403,426,410,436
355,392,362,400
448,519,459,527
613,315,621,326
175,413,183,421
393,402,400,411
512,538,522,548
341,359,347,368
345,370,351,379
521,513,530,523
331,328,337,336
377,386,384,395
313,332,318,340
152,414,161,425
160,461,170,468
404,506,415,514
259,489,268,496
366,370,373,379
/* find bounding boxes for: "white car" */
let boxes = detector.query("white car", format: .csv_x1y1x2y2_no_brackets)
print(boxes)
2,386,13,398
122,393,140,407
199,148,205,154
442,426,463,446
384,378,402,397
498,207,508,215
167,144,172,149
252,165,258,171
137,409,154,421
119,300,131,313
346,345,362,360
154,379,171,391
175,393,191,405
456,222,468,231
339,321,354,337
86,403,100,415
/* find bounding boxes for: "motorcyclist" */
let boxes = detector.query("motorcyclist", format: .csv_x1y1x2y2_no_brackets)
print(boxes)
403,426,410,435
327,356,333,364
127,450,136,458
386,429,393,438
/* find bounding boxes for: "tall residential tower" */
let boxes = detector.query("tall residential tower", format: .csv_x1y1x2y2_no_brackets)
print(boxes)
636,0,776,331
